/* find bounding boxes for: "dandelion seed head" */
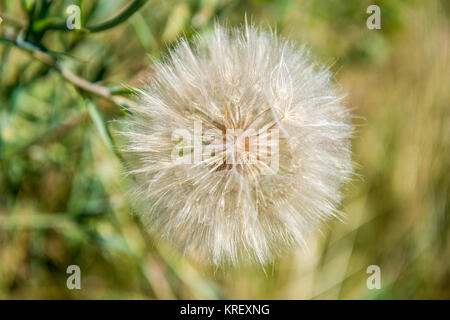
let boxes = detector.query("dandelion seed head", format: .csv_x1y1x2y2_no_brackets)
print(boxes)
121,24,354,266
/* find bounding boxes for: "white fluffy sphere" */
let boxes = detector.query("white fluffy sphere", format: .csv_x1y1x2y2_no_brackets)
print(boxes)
121,24,353,266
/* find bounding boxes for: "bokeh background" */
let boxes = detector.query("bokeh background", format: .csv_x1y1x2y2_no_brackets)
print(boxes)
0,0,449,299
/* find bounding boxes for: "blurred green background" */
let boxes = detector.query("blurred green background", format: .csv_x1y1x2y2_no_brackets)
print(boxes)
0,0,449,299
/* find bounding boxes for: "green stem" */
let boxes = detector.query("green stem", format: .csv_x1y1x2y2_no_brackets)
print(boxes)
87,0,148,33
40,0,148,33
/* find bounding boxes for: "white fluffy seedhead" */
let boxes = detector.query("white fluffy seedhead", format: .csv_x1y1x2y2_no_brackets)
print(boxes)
121,24,353,266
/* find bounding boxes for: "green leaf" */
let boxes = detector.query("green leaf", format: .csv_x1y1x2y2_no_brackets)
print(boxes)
85,99,114,152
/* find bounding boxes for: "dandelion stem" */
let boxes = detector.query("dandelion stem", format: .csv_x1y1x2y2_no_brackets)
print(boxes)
0,31,136,110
